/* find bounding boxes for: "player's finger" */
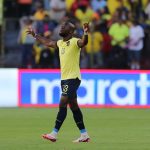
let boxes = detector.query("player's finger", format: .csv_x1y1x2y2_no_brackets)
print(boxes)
26,31,31,34
27,27,31,31
86,22,89,26
28,25,32,30
84,22,89,26
27,27,33,33
83,23,89,30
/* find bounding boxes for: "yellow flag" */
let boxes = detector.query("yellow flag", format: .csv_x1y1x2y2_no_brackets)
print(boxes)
0,0,3,25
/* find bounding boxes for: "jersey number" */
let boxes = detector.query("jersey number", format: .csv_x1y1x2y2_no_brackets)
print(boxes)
63,85,69,93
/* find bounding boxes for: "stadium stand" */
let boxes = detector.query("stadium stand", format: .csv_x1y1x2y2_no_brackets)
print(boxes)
0,0,150,69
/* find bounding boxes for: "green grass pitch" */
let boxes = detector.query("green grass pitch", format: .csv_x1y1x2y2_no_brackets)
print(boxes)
0,108,150,150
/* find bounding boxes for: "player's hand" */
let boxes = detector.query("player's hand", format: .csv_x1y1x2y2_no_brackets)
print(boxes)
83,22,89,33
26,26,36,37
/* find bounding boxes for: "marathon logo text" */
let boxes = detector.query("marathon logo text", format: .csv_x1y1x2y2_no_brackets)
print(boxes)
19,71,150,106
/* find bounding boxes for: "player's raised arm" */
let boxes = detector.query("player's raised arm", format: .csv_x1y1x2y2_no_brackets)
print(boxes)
26,27,58,49
77,23,89,48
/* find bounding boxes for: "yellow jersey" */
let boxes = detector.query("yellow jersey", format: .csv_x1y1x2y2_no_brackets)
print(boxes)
107,0,120,15
57,37,81,80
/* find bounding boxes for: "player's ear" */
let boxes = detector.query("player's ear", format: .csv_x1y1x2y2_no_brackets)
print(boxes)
69,28,75,34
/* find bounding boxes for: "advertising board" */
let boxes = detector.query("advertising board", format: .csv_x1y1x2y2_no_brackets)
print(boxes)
19,69,150,108
0,69,18,107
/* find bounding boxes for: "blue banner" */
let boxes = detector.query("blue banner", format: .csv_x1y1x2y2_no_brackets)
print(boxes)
19,70,150,107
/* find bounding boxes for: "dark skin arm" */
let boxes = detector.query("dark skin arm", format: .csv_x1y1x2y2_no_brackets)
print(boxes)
26,27,58,49
77,23,89,48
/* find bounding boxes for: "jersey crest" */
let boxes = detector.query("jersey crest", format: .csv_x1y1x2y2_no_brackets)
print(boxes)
66,41,70,46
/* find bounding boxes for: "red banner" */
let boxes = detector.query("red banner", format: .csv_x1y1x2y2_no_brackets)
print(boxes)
18,0,32,4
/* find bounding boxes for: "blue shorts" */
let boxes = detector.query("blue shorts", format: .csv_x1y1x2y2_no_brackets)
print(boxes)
61,78,81,99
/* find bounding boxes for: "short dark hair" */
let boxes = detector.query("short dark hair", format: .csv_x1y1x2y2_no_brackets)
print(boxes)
66,20,76,31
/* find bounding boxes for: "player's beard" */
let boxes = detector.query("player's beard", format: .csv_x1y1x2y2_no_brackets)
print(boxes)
59,32,68,37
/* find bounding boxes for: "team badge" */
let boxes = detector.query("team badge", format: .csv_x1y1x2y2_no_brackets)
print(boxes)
66,41,70,46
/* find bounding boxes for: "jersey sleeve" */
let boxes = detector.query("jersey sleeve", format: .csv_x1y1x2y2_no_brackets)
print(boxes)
73,38,80,49
57,40,60,49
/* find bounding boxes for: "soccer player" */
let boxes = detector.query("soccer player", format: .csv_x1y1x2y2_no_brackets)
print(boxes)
26,20,90,143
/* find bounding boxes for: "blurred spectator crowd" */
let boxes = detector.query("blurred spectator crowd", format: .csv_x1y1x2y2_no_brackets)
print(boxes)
3,0,150,69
